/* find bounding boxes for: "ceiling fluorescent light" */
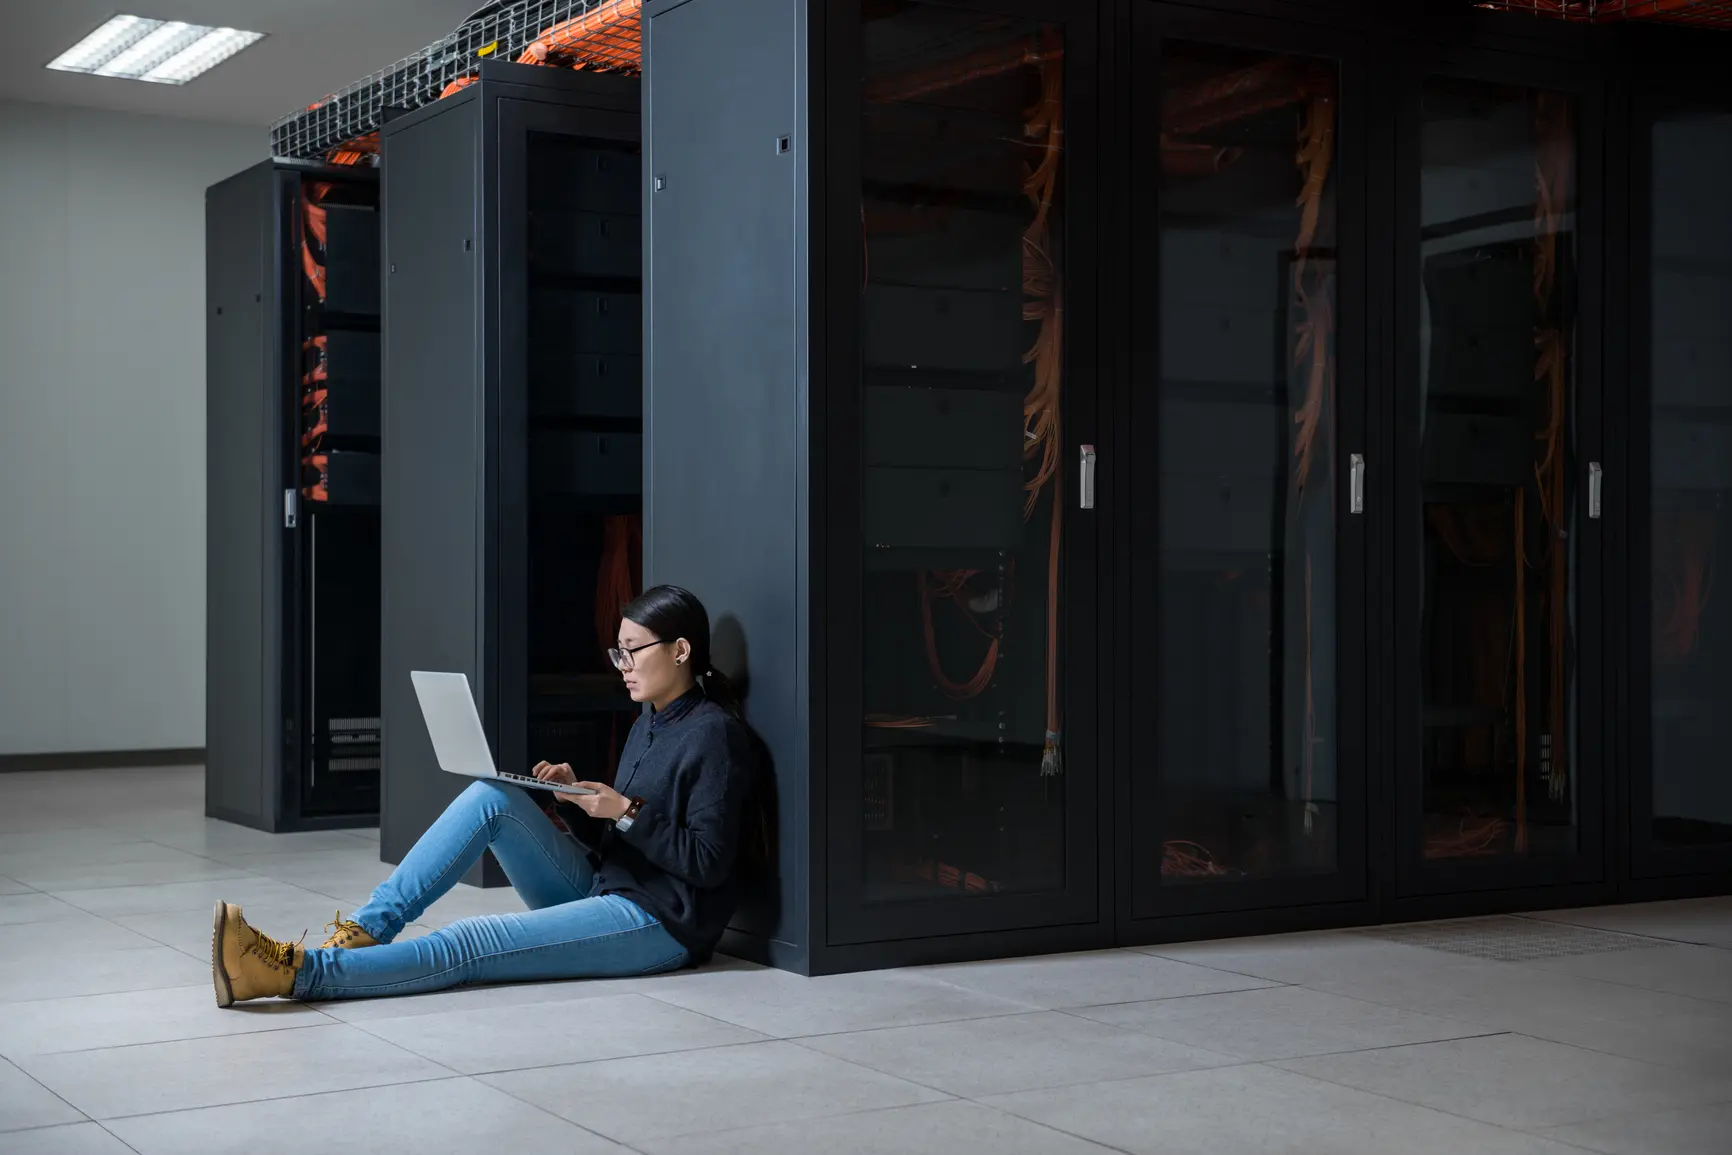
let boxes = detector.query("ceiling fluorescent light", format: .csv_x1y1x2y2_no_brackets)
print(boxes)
46,15,160,74
142,28,266,85
45,16,263,85
95,21,203,78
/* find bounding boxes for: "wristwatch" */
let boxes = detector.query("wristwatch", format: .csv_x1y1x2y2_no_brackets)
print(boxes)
615,796,645,831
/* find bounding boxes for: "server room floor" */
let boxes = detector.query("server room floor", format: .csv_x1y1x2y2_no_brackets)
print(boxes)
1,765,1729,1155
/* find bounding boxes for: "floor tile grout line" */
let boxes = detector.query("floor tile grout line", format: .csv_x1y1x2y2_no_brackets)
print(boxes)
1267,1033,1732,1133
908,971,1282,1011
0,1051,93,1133
784,1028,1530,1106
1038,980,1299,1014
1264,973,1732,1073
1523,1095,1732,1149
96,1118,148,1155
1481,1025,1732,1078
1128,949,1342,985
1047,978,1492,1024
373,1032,780,1081
1511,956,1732,1006
633,990,1043,1038
307,1016,474,1080
3,1015,339,1060
782,1029,1248,1102
971,1104,1150,1155
78,1072,464,1126
1043,1007,1514,1064
480,1065,751,1153
0,973,223,1009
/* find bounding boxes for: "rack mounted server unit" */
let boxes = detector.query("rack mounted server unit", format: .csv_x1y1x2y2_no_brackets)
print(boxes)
206,160,383,832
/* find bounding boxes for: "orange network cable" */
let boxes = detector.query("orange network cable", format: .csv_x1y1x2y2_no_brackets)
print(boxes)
1515,494,1529,852
1655,512,1717,663
1020,30,1065,777
1427,813,1510,858
301,180,333,301
1289,73,1337,832
519,0,643,72
1533,91,1573,805
594,513,642,656
302,453,330,503
918,569,1001,702
1162,840,1235,878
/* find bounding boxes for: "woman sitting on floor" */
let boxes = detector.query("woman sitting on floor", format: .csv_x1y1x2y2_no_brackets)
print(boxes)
211,585,756,1006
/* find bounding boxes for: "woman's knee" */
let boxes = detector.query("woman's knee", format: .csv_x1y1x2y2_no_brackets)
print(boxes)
456,778,534,823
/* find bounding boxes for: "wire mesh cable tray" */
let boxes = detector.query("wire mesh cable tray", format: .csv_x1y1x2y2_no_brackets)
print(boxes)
269,0,641,162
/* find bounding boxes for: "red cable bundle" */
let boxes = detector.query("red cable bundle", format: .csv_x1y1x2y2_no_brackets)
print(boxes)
595,514,643,652
301,182,333,301
918,569,1001,701
1655,511,1718,663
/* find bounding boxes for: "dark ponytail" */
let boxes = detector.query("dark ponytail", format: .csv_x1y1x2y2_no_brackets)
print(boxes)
620,584,742,717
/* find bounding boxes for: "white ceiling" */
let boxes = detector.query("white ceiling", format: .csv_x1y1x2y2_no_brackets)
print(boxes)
0,0,483,128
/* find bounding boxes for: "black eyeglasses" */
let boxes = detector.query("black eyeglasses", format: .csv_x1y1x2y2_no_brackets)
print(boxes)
607,639,671,672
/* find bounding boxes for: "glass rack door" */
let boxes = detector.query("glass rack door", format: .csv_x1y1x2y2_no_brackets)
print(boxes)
1127,8,1368,921
827,0,1100,944
1393,57,1605,893
1630,96,1732,877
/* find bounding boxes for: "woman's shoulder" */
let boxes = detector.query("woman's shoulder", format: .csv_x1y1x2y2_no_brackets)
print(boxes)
684,703,758,758
685,699,747,736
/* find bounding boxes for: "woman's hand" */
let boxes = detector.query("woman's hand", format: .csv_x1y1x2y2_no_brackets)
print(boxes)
565,781,630,821
530,760,577,789
530,762,630,820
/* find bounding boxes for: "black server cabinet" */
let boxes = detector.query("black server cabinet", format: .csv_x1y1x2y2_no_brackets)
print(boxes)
644,0,1104,974
1615,28,1732,893
206,160,382,832
379,64,642,882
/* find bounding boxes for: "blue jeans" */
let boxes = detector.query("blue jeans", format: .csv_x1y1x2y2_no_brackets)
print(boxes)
292,780,689,1000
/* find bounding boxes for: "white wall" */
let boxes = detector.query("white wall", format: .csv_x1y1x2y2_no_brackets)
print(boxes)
0,100,261,755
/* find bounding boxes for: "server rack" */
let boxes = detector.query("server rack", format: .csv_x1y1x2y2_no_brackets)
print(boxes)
378,64,643,882
640,0,1730,976
644,0,1104,974
206,160,383,832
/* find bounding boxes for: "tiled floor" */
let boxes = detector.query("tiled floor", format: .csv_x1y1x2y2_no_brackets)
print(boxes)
2,767,1730,1155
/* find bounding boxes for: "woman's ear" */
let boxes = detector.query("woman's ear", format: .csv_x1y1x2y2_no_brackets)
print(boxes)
674,638,693,667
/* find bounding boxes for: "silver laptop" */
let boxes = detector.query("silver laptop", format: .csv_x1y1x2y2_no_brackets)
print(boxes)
409,670,595,795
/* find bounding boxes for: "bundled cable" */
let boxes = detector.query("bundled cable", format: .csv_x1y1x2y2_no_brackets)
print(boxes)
302,453,330,503
1162,840,1236,878
919,570,1003,702
594,513,642,654
1289,72,1337,828
1654,511,1717,663
518,0,643,72
1528,90,1574,809
1020,29,1065,776
301,181,333,302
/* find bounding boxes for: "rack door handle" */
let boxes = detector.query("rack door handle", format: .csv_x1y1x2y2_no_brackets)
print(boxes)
1589,462,1603,520
1350,453,1365,514
1079,445,1097,510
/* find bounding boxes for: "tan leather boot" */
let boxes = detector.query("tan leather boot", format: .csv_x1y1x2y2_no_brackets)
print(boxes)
211,901,303,1007
320,912,378,951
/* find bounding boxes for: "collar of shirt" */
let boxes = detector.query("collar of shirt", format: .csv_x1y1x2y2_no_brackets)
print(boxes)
649,686,705,731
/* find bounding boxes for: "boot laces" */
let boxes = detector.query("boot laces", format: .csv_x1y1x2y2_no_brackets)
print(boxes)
247,926,306,972
323,912,367,946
